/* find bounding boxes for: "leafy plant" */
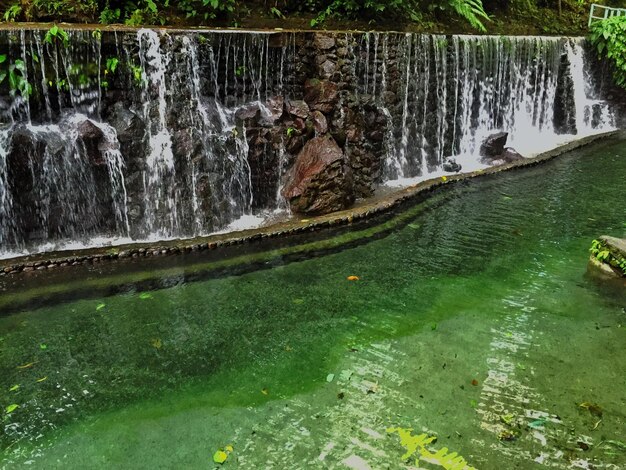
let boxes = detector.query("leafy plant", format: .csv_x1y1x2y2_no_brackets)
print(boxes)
124,0,165,26
25,0,98,22
99,2,121,24
128,62,145,85
270,7,285,19
589,238,626,276
311,0,423,27
106,57,120,74
590,16,626,89
178,0,236,21
44,24,70,47
3,3,22,22
0,56,33,98
444,0,490,33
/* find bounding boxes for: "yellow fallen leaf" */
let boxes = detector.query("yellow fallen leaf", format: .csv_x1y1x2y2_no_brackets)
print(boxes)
151,338,162,349
17,361,36,369
213,450,228,464
347,275,360,281
36,377,48,383
225,444,234,452
441,176,448,182
261,388,269,395
300,219,310,223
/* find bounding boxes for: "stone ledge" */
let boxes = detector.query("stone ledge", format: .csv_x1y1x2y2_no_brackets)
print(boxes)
0,131,620,277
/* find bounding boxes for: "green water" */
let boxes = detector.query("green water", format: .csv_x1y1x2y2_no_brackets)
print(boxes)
1,139,625,469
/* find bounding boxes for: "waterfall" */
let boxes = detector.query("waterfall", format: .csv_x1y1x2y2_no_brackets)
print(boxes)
364,34,615,182
137,29,177,236
0,29,617,258
566,38,615,132
0,128,15,246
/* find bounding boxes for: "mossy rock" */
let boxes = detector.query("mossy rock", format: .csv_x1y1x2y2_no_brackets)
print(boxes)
588,236,626,279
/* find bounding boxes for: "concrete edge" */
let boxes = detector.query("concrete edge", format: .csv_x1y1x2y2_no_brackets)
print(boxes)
0,131,620,277
0,23,587,38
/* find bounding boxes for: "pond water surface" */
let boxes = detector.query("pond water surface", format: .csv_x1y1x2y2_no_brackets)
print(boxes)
1,139,625,469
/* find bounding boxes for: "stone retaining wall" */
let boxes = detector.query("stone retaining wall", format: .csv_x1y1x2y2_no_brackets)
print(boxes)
0,131,618,277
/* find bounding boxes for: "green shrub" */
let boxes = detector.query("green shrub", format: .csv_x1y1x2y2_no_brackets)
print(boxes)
2,2,22,21
177,0,236,20
590,16,626,89
27,0,98,22
308,0,490,31
310,0,421,26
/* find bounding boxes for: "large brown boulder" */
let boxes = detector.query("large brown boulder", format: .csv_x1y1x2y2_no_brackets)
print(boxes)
304,79,339,114
282,135,354,215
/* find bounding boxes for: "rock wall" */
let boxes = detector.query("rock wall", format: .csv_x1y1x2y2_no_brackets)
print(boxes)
0,28,619,254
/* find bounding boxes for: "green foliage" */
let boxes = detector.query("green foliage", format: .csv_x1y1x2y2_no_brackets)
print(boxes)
443,0,491,33
0,56,32,98
589,239,626,275
123,0,166,26
100,2,122,24
127,62,145,85
590,16,626,89
310,0,422,27
106,58,120,74
308,0,489,31
270,7,285,19
3,3,22,22
177,0,236,20
19,0,99,22
44,25,70,47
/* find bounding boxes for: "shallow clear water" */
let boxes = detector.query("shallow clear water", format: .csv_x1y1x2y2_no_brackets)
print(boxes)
1,139,625,469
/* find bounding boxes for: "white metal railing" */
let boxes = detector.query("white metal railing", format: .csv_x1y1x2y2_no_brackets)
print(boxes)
589,3,626,27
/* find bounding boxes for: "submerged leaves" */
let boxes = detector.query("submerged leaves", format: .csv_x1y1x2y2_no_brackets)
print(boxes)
5,404,19,414
579,402,603,418
17,361,36,369
387,427,476,469
213,450,228,464
213,444,234,464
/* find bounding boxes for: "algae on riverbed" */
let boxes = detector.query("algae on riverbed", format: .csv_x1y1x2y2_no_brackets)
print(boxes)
1,138,625,469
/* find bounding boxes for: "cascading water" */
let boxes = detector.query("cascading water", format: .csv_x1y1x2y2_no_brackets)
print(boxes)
566,38,615,131
368,34,615,182
0,128,14,246
0,29,616,258
136,29,177,236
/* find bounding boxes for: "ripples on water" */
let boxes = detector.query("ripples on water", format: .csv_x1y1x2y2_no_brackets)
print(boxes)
1,140,625,468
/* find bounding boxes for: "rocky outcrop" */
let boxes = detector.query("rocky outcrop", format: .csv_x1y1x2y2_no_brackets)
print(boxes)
480,132,508,158
304,79,339,114
479,133,525,166
282,135,354,214
443,157,462,173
